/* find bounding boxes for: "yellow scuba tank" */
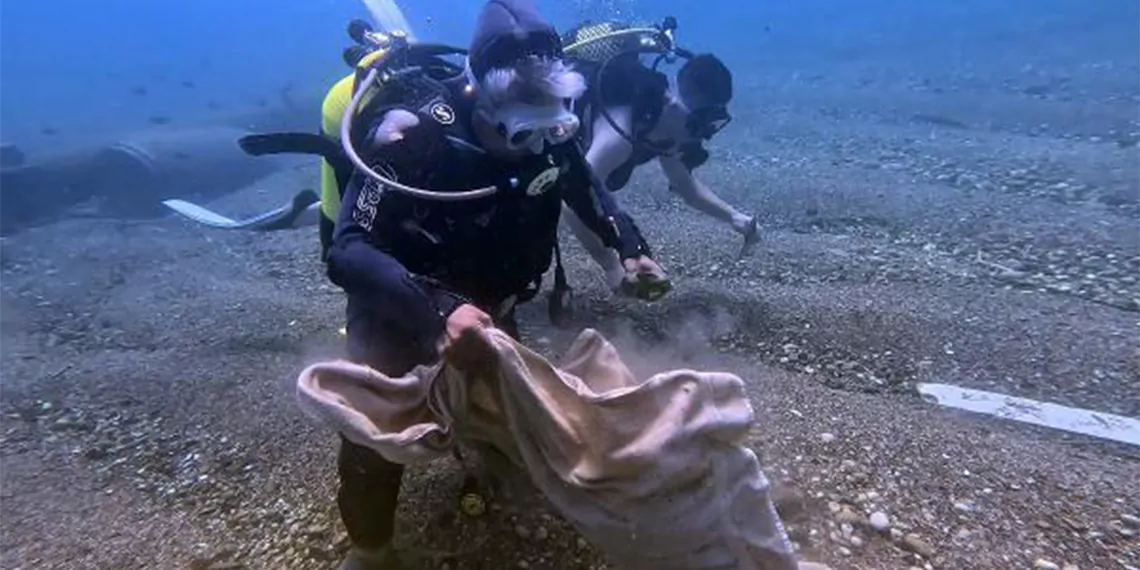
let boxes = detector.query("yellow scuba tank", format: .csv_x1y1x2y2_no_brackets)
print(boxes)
319,75,357,222
319,41,395,222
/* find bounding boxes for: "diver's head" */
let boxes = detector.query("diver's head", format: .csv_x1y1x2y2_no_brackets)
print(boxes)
677,53,734,140
467,0,584,158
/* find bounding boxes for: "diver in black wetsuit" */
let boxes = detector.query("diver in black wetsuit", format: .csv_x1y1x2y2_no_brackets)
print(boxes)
560,19,760,290
324,2,669,568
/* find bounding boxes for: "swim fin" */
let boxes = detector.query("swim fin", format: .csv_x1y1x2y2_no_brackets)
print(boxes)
162,189,321,231
238,132,354,180
238,133,342,161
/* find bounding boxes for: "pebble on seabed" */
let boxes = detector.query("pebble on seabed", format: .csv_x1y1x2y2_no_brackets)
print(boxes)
1033,558,1060,570
869,511,891,532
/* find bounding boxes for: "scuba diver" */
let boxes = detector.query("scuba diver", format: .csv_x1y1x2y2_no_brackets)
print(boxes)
162,16,748,300
557,18,761,290
306,1,670,568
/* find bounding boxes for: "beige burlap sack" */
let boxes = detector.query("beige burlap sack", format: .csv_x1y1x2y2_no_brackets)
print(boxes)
297,328,797,570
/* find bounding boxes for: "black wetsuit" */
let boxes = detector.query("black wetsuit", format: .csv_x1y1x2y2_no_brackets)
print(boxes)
326,73,651,551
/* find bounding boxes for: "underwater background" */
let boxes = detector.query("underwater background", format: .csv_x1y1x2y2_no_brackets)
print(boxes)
1,1,1138,569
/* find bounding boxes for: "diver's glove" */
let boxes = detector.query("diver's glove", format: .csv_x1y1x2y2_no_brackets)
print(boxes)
438,303,495,375
619,256,672,301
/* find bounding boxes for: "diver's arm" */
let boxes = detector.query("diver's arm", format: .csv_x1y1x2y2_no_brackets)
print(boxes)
326,176,458,325
325,111,464,326
561,141,652,261
659,154,746,225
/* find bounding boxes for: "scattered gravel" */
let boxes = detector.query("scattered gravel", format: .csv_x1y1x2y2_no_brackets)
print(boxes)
2,16,1138,570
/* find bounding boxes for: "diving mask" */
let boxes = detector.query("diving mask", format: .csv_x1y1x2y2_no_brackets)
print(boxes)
686,105,732,140
487,101,581,154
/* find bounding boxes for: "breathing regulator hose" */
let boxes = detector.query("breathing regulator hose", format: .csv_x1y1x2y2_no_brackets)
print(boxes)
339,25,499,202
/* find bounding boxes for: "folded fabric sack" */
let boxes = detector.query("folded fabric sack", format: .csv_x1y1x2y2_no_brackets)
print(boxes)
297,327,798,570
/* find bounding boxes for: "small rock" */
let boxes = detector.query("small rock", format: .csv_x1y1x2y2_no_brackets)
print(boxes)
901,533,935,558
953,500,976,513
1033,559,1060,570
517,561,530,569
819,432,836,443
534,526,549,541
869,511,891,532
514,525,531,539
771,483,807,520
1062,565,1079,570
576,537,588,550
835,508,862,526
849,535,865,548
1121,514,1140,529
837,546,852,556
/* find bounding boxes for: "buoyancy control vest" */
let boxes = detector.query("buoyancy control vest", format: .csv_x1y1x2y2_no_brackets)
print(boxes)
352,75,573,307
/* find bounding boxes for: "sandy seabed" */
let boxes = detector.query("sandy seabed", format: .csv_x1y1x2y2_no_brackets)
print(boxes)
2,61,1139,570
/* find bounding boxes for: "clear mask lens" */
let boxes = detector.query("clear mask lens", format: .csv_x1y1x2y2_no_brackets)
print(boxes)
493,101,580,152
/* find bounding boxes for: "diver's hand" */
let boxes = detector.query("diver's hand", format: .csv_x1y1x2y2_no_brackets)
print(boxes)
621,256,672,301
439,304,494,373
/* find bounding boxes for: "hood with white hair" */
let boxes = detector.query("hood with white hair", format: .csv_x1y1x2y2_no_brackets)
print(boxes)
467,0,564,83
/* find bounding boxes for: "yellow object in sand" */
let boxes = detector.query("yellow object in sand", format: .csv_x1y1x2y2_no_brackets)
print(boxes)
459,492,487,517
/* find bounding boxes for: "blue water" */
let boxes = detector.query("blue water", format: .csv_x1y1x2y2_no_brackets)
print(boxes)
4,0,1134,153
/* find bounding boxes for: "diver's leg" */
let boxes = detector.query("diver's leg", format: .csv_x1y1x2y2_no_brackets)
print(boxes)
337,437,405,567
335,297,437,569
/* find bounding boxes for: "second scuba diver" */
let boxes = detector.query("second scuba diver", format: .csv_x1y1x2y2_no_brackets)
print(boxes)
559,19,761,290
320,1,669,568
